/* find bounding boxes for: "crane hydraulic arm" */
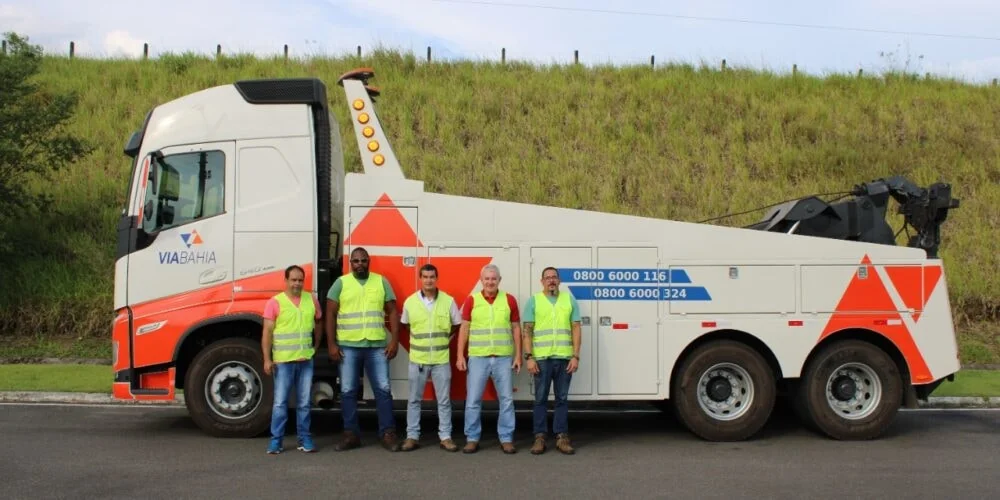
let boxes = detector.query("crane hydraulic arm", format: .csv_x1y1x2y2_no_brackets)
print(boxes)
746,176,960,258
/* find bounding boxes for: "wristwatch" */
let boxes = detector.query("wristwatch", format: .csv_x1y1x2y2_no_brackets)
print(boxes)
523,352,533,360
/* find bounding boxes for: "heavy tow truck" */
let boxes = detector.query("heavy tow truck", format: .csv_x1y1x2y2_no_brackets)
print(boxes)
112,68,960,441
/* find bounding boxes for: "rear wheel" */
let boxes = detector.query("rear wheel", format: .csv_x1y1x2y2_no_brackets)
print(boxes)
797,340,902,440
672,340,776,441
184,338,272,438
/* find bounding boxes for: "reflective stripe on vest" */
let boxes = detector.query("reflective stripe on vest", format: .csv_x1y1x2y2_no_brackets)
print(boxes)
468,291,513,357
532,291,573,359
337,272,387,342
403,291,454,365
272,292,316,362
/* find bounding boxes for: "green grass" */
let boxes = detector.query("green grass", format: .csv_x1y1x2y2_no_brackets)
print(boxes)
0,365,111,393
0,363,995,397
0,49,997,362
925,370,1000,398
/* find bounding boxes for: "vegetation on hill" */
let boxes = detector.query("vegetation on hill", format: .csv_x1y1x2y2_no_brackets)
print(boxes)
0,39,997,362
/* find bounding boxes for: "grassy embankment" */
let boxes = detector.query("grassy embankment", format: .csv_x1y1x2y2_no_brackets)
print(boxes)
0,50,997,362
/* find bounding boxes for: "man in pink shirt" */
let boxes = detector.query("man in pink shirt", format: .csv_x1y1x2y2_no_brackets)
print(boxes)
262,265,323,454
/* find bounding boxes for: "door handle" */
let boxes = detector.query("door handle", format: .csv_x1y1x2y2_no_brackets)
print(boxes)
599,316,611,327
199,268,228,285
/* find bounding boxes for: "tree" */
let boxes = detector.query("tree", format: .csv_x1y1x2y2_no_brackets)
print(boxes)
0,32,90,252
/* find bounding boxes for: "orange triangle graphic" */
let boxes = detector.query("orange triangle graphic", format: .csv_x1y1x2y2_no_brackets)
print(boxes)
828,255,898,314
344,193,424,247
885,265,923,315
191,230,203,245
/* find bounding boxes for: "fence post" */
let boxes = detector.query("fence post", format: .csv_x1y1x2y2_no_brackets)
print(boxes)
650,55,655,68
69,41,75,58
501,47,505,64
792,64,797,75
574,50,578,64
858,68,863,77
993,78,998,87
427,46,431,62
721,59,726,70
143,43,149,60
357,45,361,57
216,44,221,57
284,44,288,60
2,40,6,55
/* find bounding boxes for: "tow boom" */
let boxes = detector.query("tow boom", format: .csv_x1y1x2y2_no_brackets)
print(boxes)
746,176,960,258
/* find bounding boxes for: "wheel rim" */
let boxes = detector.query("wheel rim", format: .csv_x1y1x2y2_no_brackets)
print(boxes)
697,362,755,421
825,362,882,420
204,361,263,420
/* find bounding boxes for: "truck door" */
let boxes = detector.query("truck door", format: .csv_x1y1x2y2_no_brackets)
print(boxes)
595,247,660,395
127,141,236,365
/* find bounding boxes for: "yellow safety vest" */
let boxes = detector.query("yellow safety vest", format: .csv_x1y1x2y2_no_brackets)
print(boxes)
404,291,454,365
532,292,573,359
271,292,316,362
468,291,514,357
337,273,387,343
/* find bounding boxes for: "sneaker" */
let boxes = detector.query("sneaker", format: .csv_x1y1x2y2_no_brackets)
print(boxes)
297,437,316,453
266,438,283,455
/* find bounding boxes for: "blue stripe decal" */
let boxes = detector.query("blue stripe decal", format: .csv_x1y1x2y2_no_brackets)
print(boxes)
558,268,692,284
569,285,712,301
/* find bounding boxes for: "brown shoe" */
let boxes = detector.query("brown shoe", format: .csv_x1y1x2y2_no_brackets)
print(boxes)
500,442,517,454
400,438,419,452
530,434,546,455
439,438,459,452
382,431,401,452
462,440,479,454
555,433,575,455
334,431,361,451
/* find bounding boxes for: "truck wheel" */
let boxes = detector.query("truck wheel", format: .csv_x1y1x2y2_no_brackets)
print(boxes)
184,338,272,438
797,340,902,440
672,340,776,441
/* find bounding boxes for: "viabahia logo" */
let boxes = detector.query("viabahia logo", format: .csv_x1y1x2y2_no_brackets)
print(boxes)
158,229,216,264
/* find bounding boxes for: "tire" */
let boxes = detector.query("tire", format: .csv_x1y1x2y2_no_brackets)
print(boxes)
796,340,902,440
184,338,272,438
672,340,776,441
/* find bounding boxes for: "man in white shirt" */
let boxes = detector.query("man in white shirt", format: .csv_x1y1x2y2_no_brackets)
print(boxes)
399,263,463,452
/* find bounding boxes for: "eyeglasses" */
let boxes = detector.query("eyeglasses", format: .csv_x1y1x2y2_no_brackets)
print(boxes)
543,275,559,280
351,258,369,263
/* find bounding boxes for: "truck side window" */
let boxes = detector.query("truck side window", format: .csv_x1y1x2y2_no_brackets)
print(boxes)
141,150,226,234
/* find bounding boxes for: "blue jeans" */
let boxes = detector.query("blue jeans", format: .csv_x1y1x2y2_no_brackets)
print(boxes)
270,358,314,442
533,358,573,435
464,356,515,443
406,362,452,441
340,346,395,437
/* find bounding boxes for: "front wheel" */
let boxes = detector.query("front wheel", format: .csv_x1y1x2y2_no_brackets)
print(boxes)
672,340,776,441
184,338,272,438
797,340,902,440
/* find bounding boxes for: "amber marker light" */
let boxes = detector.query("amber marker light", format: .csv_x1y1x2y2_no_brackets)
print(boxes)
373,154,385,166
357,113,370,124
352,99,365,110
363,126,375,138
367,140,379,152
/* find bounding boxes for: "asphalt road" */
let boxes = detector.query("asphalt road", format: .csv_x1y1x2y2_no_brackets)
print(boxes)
1,403,997,500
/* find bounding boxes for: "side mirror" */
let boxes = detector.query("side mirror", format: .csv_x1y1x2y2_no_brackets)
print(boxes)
144,200,154,221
